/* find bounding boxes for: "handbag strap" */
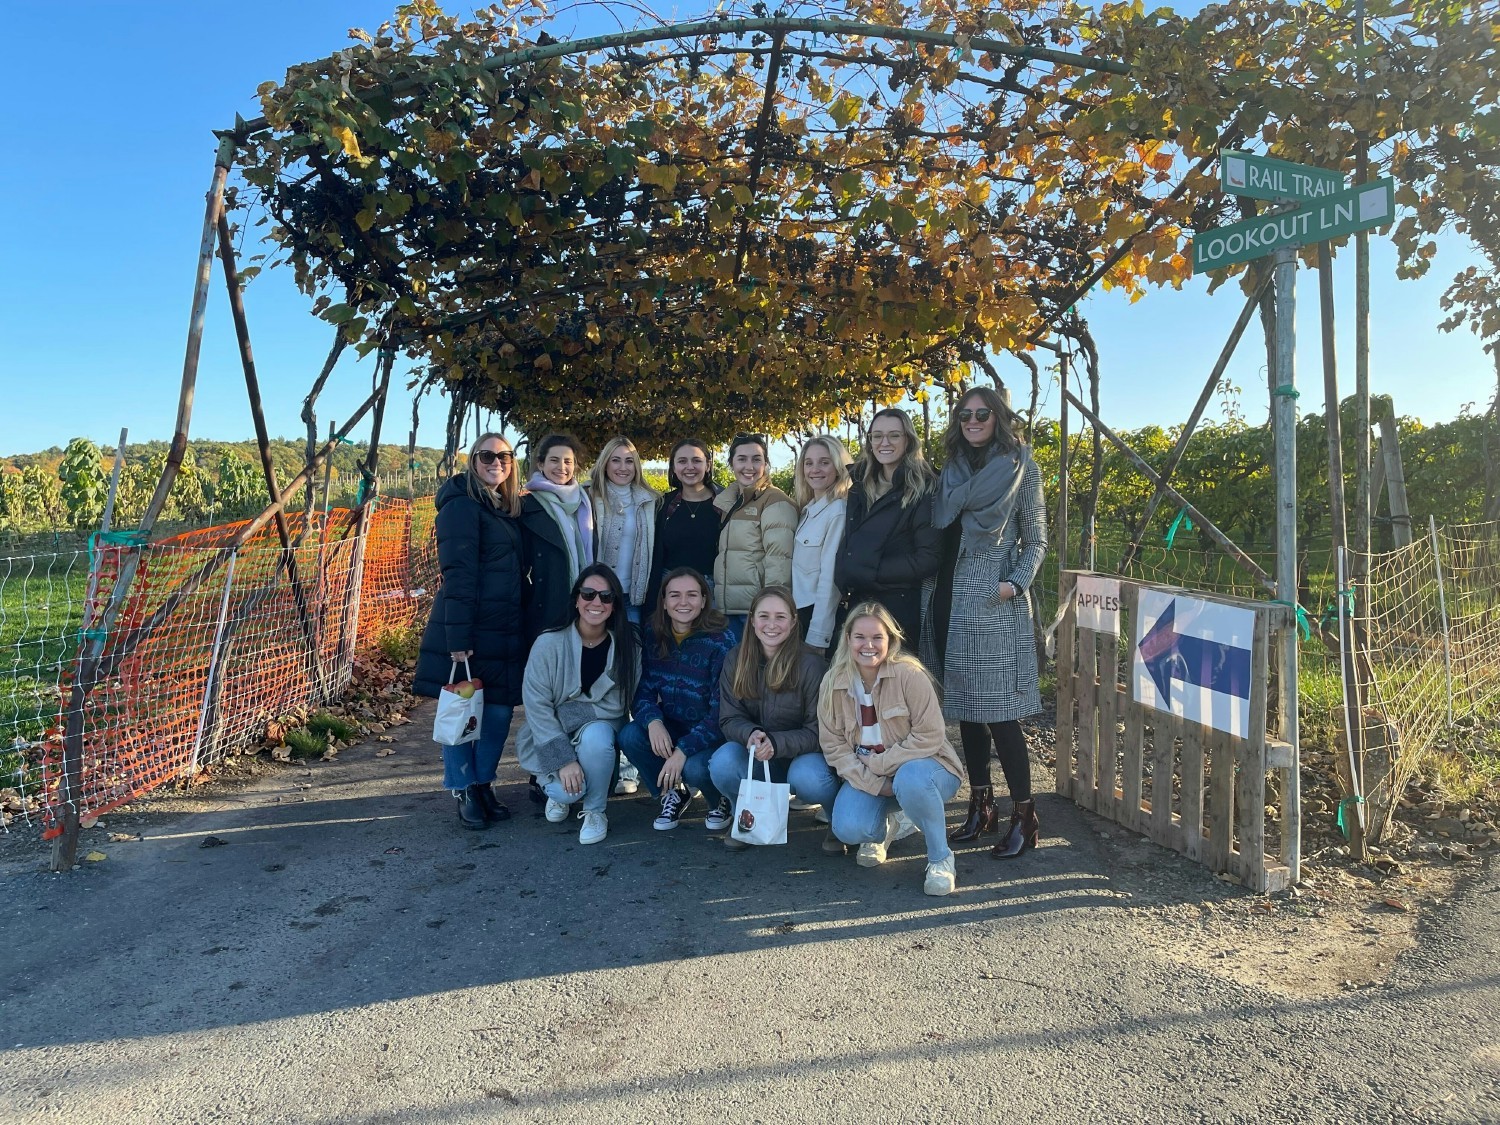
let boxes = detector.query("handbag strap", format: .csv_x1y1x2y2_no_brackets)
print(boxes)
742,750,774,783
448,659,473,684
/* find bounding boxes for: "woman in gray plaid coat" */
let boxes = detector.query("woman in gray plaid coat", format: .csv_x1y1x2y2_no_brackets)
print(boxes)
927,387,1047,860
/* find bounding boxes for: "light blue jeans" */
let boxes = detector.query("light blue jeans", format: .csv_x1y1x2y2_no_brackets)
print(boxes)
441,703,515,791
831,757,961,864
536,720,618,815
708,742,841,809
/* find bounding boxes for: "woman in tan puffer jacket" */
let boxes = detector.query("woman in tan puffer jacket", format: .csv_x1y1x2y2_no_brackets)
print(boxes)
713,433,797,638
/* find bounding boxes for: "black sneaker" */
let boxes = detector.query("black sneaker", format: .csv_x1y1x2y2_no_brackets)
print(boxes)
527,775,546,805
704,796,733,832
653,787,691,831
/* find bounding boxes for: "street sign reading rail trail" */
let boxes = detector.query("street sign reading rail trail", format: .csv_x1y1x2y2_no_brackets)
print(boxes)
1190,178,1395,274
1220,150,1346,203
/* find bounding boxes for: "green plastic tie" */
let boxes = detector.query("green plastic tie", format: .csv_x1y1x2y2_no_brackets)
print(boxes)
1164,507,1194,550
334,435,354,446
1269,599,1312,642
1337,795,1366,839
1271,384,1300,399
87,528,149,568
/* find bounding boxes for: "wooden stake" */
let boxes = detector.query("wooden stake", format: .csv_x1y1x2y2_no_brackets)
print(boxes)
1270,246,1301,883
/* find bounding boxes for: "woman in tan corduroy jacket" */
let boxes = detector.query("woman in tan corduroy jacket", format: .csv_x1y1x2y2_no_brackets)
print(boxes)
713,434,796,635
818,600,965,896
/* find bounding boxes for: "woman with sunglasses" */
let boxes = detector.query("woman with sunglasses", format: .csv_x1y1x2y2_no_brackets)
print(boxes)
714,433,796,641
413,433,528,830
644,438,720,615
928,387,1048,859
617,567,736,832
833,408,940,650
519,433,594,642
790,435,852,657
586,436,659,627
515,564,638,846
709,586,842,852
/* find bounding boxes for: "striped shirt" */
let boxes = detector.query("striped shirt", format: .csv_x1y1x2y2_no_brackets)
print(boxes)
855,679,885,755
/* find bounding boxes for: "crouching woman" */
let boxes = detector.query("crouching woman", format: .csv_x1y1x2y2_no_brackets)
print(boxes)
818,601,966,896
515,564,638,847
708,587,841,852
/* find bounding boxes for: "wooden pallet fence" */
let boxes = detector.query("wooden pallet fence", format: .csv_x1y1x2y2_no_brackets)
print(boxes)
1055,571,1297,892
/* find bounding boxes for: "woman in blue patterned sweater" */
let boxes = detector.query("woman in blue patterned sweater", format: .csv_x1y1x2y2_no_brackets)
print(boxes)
618,568,737,832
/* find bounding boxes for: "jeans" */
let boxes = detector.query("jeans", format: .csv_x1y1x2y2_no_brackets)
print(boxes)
708,742,841,810
441,703,516,790
831,757,961,864
535,720,618,815
618,719,722,804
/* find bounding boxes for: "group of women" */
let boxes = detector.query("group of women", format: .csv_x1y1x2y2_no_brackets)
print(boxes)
412,389,1048,896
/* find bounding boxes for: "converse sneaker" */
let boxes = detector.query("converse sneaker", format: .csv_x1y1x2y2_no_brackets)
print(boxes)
704,796,733,832
579,811,608,846
923,853,957,896
544,797,570,824
613,755,640,795
653,786,691,831
857,810,917,867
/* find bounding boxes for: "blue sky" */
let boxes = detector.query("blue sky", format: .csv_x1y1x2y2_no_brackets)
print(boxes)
0,1,1490,459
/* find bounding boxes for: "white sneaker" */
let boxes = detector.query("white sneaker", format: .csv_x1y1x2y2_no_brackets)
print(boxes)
924,853,957,896
787,795,814,810
857,810,917,868
814,805,831,825
579,811,608,846
613,776,639,795
544,797,569,824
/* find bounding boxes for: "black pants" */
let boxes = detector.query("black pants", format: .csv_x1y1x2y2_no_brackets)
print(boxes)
959,719,1031,802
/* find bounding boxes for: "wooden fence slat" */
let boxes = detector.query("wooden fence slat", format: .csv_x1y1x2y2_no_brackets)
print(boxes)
1180,722,1205,862
1238,609,1272,890
1206,724,1235,873
1055,574,1076,800
1076,624,1098,811
1120,583,1145,832
1096,629,1119,818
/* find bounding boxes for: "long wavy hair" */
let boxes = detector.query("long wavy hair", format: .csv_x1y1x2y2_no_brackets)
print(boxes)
551,562,636,701
463,432,521,517
648,566,728,659
818,599,931,713
792,435,853,509
853,408,935,510
941,386,1025,469
586,435,655,509
728,586,804,700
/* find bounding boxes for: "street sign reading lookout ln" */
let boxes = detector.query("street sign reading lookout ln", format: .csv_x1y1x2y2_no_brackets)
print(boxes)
1190,151,1396,274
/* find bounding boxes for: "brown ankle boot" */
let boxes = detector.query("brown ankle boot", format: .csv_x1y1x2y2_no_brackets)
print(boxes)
949,785,998,842
990,799,1039,859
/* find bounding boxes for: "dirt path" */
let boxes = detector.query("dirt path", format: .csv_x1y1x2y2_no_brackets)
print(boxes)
2,706,1496,1123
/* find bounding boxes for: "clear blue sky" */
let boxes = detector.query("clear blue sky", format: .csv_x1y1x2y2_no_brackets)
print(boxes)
0,2,1490,459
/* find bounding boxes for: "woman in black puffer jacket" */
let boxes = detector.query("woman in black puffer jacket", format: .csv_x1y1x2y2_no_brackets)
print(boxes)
414,433,529,830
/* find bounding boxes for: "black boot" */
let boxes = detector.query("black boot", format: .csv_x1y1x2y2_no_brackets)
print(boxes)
473,784,510,822
456,788,488,830
949,785,999,842
990,799,1039,860
527,775,546,805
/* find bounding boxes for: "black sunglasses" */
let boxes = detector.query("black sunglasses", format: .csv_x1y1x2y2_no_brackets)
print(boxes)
474,449,515,465
957,408,994,423
578,587,617,604
732,433,769,448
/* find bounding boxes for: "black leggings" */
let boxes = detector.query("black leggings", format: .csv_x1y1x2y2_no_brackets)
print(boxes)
959,720,1031,802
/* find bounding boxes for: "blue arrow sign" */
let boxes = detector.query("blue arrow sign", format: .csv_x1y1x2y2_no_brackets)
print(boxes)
1137,600,1252,707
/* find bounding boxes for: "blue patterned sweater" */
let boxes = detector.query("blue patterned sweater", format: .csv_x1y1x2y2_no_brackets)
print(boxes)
631,625,735,758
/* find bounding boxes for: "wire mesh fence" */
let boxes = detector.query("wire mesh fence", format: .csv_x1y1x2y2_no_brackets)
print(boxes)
0,483,438,838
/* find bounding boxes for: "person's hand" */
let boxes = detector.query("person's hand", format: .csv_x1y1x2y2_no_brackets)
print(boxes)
558,761,585,797
986,582,1018,608
450,649,474,663
648,719,674,758
657,748,686,791
748,730,776,762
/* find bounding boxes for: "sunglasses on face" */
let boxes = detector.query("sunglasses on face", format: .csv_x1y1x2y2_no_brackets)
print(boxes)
578,588,617,604
957,408,994,423
474,449,515,465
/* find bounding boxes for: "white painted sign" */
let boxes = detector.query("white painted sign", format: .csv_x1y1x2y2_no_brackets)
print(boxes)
1132,589,1256,738
1074,575,1120,635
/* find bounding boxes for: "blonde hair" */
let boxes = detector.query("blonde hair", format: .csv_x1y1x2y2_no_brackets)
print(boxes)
465,432,521,517
818,599,931,713
855,409,935,510
792,435,853,508
586,435,652,508
728,587,803,700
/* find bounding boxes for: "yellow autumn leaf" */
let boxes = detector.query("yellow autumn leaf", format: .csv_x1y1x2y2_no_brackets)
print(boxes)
333,125,363,160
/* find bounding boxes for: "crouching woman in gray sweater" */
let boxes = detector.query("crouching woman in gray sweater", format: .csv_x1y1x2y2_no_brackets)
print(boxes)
516,563,639,847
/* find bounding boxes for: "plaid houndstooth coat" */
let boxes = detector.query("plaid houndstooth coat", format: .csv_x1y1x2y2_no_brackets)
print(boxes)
924,457,1048,724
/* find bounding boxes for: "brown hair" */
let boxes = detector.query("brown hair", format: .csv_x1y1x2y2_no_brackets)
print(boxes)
649,567,729,658
941,386,1024,468
854,408,934,509
728,586,803,699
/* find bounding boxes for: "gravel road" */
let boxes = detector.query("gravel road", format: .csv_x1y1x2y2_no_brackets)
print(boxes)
2,706,1496,1124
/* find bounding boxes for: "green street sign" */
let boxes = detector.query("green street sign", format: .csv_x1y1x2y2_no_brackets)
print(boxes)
1190,178,1395,274
1220,150,1345,204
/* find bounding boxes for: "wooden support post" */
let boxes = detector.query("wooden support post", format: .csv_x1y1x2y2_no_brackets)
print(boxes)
301,333,347,526
1270,246,1302,885
338,349,395,676
1057,353,1070,579
1376,413,1412,547
1055,571,1077,799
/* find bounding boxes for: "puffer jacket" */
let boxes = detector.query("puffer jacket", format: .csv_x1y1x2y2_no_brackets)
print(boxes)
413,476,529,705
712,480,797,614
718,647,827,759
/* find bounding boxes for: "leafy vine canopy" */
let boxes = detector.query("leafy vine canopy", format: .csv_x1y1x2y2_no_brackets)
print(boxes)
235,0,1498,452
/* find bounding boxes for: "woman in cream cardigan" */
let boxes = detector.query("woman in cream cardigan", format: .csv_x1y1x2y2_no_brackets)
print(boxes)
587,436,659,626
790,435,851,656
818,600,965,896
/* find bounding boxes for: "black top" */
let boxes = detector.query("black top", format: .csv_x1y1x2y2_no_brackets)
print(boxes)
580,635,612,696
645,492,720,610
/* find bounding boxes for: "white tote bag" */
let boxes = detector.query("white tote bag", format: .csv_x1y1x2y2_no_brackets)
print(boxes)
730,755,790,846
432,661,484,746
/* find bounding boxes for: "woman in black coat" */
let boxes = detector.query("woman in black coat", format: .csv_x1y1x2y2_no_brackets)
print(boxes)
414,433,529,830
832,408,941,649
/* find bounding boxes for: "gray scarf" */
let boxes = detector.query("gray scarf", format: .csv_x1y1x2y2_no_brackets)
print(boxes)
933,446,1028,538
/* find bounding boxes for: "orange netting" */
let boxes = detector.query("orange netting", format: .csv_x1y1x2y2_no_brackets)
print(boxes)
40,495,438,834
